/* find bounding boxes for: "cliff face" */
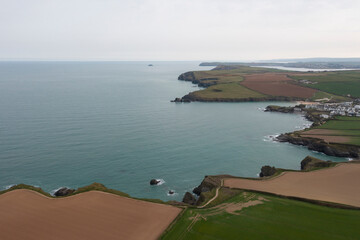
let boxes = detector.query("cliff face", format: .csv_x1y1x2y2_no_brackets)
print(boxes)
277,134,360,158
182,93,302,103
178,71,217,88
192,175,222,196
178,71,196,81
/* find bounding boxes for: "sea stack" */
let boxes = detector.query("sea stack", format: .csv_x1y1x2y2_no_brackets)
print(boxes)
150,179,160,185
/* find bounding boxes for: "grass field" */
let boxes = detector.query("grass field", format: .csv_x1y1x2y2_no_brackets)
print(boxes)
289,71,360,97
310,91,350,102
162,191,360,240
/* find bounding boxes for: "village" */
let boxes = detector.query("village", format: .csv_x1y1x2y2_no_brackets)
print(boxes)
304,100,360,117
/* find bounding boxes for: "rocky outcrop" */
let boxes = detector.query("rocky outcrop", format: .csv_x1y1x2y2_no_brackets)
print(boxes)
171,98,190,103
178,71,196,81
193,176,221,196
182,192,197,205
192,175,222,196
150,179,160,185
259,166,277,177
54,187,75,197
178,71,218,88
277,134,359,158
265,105,295,113
301,156,332,171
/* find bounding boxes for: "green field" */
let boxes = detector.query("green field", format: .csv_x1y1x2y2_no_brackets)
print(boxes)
316,116,360,130
310,91,350,102
290,71,360,97
188,83,267,100
162,191,360,240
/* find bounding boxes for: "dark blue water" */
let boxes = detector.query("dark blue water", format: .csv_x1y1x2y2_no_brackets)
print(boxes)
0,61,345,200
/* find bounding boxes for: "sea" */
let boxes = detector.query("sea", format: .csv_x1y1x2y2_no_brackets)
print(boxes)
0,61,346,201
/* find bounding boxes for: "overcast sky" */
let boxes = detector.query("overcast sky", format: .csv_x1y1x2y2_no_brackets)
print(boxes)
1,0,360,61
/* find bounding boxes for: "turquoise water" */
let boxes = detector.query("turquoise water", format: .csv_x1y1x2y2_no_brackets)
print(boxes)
0,61,345,200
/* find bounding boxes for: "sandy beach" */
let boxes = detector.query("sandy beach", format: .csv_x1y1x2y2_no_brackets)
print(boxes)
0,190,181,240
224,163,360,207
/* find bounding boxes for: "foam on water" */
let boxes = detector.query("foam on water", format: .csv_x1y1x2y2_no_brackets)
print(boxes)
4,184,15,190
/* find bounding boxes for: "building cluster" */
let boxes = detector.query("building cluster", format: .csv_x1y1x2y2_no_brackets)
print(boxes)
298,79,317,85
305,101,360,117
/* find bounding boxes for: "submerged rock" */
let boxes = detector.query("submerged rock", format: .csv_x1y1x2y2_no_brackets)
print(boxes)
54,187,75,197
150,179,160,185
182,192,196,205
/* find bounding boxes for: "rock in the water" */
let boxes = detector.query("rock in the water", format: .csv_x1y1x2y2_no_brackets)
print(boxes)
54,187,75,197
259,165,277,177
168,190,175,195
182,192,196,205
150,179,160,185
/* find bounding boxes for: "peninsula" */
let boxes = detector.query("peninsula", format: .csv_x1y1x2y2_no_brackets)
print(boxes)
173,65,358,102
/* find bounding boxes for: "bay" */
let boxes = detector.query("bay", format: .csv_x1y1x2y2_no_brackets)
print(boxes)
0,61,344,200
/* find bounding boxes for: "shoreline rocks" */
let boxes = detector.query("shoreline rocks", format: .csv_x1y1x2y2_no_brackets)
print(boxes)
192,176,220,196
54,187,75,197
259,166,277,177
182,192,196,205
171,97,191,103
277,134,359,158
265,105,296,113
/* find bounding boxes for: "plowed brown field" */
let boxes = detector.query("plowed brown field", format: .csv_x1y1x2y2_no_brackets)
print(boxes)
225,163,360,207
0,190,181,240
240,73,317,98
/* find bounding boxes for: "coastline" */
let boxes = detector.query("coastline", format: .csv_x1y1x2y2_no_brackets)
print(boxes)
265,104,360,158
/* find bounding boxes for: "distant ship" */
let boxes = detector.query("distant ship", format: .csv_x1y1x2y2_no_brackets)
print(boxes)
148,64,153,67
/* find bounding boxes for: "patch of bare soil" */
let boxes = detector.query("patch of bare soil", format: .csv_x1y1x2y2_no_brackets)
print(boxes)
241,73,317,98
224,163,360,207
0,190,181,240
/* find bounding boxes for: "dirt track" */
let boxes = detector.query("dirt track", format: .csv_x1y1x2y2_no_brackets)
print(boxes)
224,163,360,207
241,73,317,98
0,190,181,240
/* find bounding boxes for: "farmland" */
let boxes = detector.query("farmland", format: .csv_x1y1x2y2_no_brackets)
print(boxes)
162,190,360,240
289,71,360,98
178,66,355,102
301,116,360,146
